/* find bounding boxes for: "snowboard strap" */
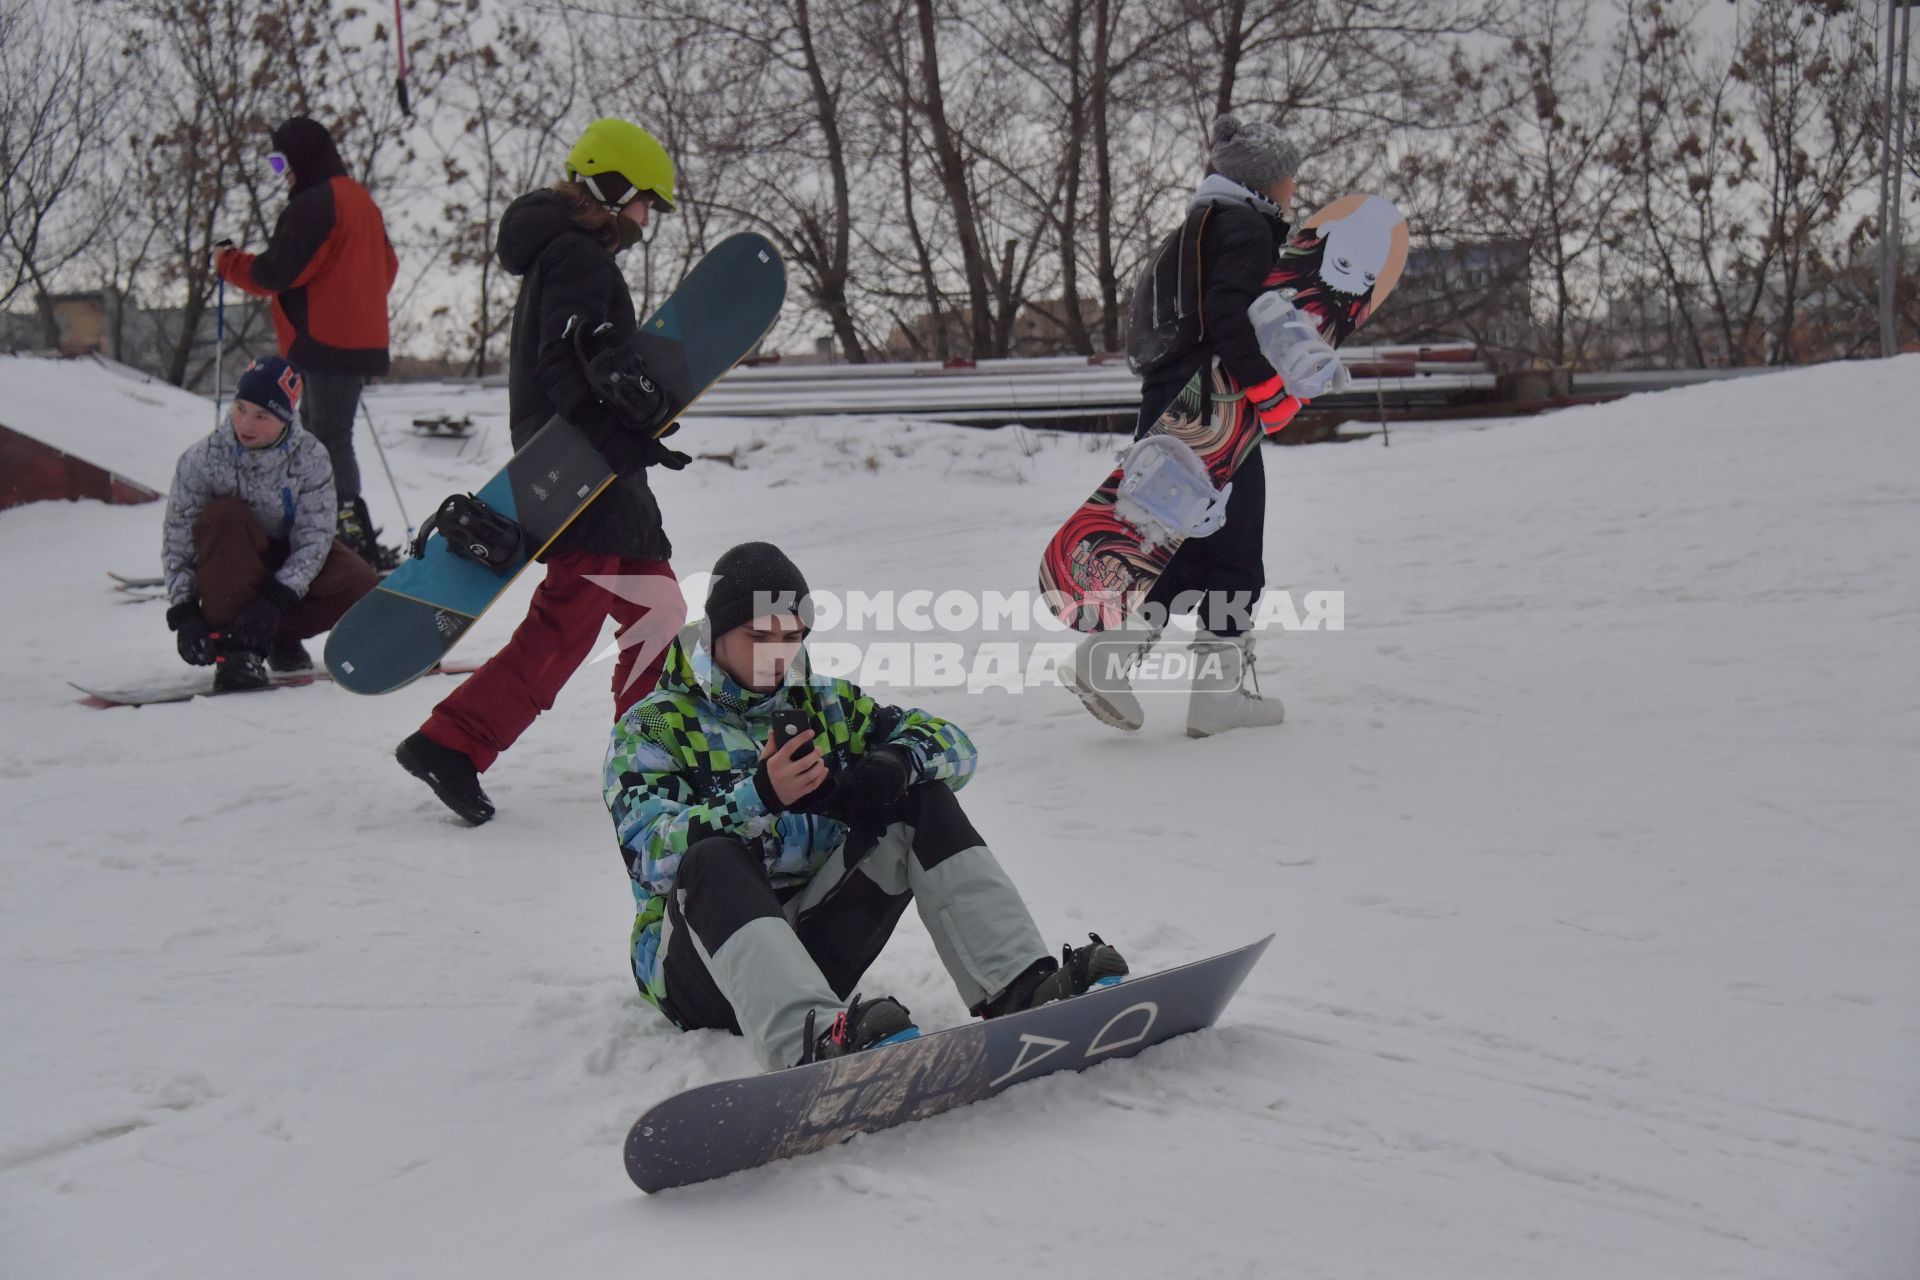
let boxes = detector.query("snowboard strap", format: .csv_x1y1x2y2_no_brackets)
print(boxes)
411,493,525,571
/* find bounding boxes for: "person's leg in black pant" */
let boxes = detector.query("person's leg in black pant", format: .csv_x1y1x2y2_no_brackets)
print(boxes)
657,785,1052,1070
789,782,1048,1015
657,835,843,1071
1146,437,1266,637
296,368,366,502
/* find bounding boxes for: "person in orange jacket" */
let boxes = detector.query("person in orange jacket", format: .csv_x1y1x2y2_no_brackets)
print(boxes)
216,117,399,567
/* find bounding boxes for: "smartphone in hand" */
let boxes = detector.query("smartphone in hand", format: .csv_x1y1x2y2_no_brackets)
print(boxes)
771,708,811,752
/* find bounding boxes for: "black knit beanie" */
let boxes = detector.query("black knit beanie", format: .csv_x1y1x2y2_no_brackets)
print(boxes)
705,541,812,637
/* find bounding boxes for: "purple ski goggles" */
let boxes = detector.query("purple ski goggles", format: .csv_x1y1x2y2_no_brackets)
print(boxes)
267,152,290,176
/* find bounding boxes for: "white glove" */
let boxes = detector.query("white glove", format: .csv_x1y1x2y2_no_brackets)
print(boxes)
1249,292,1350,400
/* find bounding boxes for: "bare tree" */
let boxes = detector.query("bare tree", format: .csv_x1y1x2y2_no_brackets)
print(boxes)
880,42,953,360
429,10,582,374
577,0,887,360
1606,0,1717,367
70,0,462,386
1166,0,1497,164
962,0,1193,354
968,0,1098,353
1463,0,1630,366
509,0,1513,364
0,1,116,337
908,0,998,356
1730,0,1881,364
104,0,283,385
1088,0,1199,351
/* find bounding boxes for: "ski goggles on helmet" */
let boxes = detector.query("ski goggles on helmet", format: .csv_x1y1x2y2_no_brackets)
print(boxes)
267,151,290,176
575,169,670,214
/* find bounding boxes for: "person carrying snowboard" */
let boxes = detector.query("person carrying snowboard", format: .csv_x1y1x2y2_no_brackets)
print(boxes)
397,118,689,826
604,541,1129,1072
162,357,379,691
1064,114,1342,739
215,117,400,568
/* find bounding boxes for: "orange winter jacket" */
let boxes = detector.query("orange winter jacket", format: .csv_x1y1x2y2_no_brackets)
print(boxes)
220,175,398,376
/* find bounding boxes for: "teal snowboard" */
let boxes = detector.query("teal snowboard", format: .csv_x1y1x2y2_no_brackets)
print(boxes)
324,233,786,694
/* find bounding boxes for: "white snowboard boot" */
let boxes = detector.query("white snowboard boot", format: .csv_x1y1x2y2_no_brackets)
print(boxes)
1185,629,1285,738
1060,619,1163,731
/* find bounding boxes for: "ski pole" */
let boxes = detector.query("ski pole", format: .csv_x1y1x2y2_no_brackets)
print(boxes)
213,269,228,427
359,393,414,537
393,0,413,118
1374,358,1390,449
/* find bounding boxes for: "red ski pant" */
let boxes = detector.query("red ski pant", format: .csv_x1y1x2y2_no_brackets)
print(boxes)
420,552,679,772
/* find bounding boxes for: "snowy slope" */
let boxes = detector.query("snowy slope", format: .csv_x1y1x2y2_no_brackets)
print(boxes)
0,354,219,493
2,360,1917,1279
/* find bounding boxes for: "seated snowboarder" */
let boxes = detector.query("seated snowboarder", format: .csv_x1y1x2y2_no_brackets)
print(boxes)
604,541,1128,1071
161,356,379,691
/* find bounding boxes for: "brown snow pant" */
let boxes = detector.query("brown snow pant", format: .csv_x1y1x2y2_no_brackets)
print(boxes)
194,497,377,637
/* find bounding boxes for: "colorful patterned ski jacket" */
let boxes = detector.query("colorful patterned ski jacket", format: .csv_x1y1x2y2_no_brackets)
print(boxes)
161,419,338,607
603,627,978,1008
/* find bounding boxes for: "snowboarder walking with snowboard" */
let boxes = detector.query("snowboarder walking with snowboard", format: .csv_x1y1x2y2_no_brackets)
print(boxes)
396,119,689,826
214,117,400,569
1064,114,1340,738
604,541,1129,1072
162,357,379,691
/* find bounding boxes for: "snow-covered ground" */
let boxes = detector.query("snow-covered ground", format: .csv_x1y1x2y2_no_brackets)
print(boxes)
0,354,223,493
2,359,1916,1279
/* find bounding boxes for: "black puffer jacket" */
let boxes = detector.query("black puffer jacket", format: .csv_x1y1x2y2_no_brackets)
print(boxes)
1128,197,1289,391
497,190,671,562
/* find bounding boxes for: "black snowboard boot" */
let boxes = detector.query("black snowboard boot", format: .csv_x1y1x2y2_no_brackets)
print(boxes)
395,731,495,825
338,496,401,573
268,633,313,673
977,934,1130,1018
213,646,271,693
796,994,920,1066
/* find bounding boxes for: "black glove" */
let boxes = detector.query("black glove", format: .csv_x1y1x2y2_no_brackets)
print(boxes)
828,745,915,832
595,429,692,477
226,578,300,651
167,600,218,666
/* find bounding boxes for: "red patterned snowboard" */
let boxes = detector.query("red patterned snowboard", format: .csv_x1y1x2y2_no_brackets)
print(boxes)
1039,194,1408,631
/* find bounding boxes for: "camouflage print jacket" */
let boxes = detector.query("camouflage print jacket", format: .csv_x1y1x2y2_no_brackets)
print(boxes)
602,628,978,1008
161,419,338,607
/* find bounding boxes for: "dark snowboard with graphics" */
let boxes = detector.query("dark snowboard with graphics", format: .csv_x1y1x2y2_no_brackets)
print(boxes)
625,935,1271,1193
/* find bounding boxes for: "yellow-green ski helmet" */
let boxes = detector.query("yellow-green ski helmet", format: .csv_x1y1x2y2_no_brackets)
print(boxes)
566,118,676,213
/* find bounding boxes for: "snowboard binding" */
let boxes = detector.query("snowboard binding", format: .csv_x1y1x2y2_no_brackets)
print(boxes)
412,493,525,571
1114,435,1231,552
1249,290,1349,402
567,314,671,436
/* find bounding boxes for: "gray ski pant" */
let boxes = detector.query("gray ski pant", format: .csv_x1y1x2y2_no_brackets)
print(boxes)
655,781,1047,1071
